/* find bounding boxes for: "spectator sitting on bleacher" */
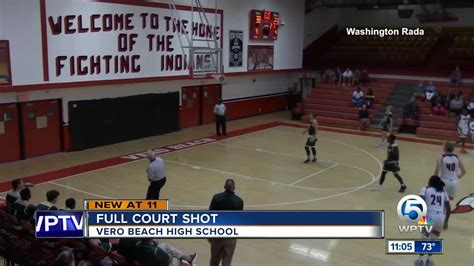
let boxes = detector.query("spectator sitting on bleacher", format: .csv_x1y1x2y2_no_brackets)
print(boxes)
36,190,60,211
134,238,197,266
432,92,448,108
424,81,437,102
450,66,462,86
65,198,76,210
353,69,361,85
432,102,447,116
5,178,33,214
449,92,464,116
466,95,474,116
342,68,353,86
53,249,75,266
335,66,342,85
117,238,140,262
361,69,369,86
365,88,375,108
403,97,420,120
12,188,35,222
358,104,370,131
322,68,336,84
352,87,365,107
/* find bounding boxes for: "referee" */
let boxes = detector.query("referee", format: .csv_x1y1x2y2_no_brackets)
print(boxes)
145,150,167,199
214,99,227,136
209,179,243,266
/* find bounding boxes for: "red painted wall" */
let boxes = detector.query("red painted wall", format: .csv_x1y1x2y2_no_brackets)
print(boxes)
225,93,288,120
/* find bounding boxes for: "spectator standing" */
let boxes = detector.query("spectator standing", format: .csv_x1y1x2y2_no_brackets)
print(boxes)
352,87,365,107
358,104,370,131
209,179,244,266
432,102,447,116
145,150,167,200
342,68,353,86
214,99,227,136
365,88,375,108
36,190,60,210
322,68,335,84
450,66,462,86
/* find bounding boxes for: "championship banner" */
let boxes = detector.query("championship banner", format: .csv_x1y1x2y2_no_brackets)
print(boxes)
35,200,384,239
229,30,243,67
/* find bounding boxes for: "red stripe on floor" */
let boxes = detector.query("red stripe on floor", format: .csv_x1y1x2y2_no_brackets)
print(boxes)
0,122,280,192
0,121,470,192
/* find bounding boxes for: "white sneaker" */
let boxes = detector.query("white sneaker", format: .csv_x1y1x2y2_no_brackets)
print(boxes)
378,143,385,148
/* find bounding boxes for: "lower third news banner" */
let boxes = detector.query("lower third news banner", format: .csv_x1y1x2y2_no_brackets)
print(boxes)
85,211,384,238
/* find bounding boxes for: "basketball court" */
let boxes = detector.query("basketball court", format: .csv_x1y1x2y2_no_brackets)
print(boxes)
0,112,472,265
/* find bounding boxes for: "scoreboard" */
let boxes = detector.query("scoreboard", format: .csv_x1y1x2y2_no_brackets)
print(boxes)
250,10,279,40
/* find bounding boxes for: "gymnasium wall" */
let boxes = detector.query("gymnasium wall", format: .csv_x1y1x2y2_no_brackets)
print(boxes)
304,6,474,47
0,0,304,122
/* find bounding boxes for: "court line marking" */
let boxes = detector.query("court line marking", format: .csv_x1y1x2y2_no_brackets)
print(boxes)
3,126,383,208
0,127,279,197
288,163,340,186
210,141,375,190
48,181,113,199
163,159,362,191
169,128,383,208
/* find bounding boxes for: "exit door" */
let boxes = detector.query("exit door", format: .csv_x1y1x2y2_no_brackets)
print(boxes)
180,86,201,129
20,99,62,158
179,84,222,129
0,103,21,163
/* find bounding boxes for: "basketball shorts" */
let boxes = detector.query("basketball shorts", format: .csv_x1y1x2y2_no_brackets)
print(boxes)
305,137,318,147
382,124,390,132
441,178,459,199
382,161,400,173
458,126,469,138
427,211,446,234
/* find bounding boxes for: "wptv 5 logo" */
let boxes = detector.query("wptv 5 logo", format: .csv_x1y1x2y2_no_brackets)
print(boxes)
35,211,84,238
397,195,433,233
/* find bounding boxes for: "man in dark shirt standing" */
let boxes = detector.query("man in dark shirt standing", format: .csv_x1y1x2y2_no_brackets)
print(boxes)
209,179,244,266
373,135,407,193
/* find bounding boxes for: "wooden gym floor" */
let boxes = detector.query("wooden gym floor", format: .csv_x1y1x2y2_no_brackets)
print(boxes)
0,112,473,266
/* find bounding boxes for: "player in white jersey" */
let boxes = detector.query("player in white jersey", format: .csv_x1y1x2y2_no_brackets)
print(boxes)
415,175,451,266
456,109,470,154
435,142,466,200
434,142,465,229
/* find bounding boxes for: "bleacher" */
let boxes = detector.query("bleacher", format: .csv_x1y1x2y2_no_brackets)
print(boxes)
294,81,396,127
417,84,473,140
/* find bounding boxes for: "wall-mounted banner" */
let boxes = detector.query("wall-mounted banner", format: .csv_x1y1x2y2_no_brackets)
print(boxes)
247,45,274,71
229,30,243,67
43,0,222,83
